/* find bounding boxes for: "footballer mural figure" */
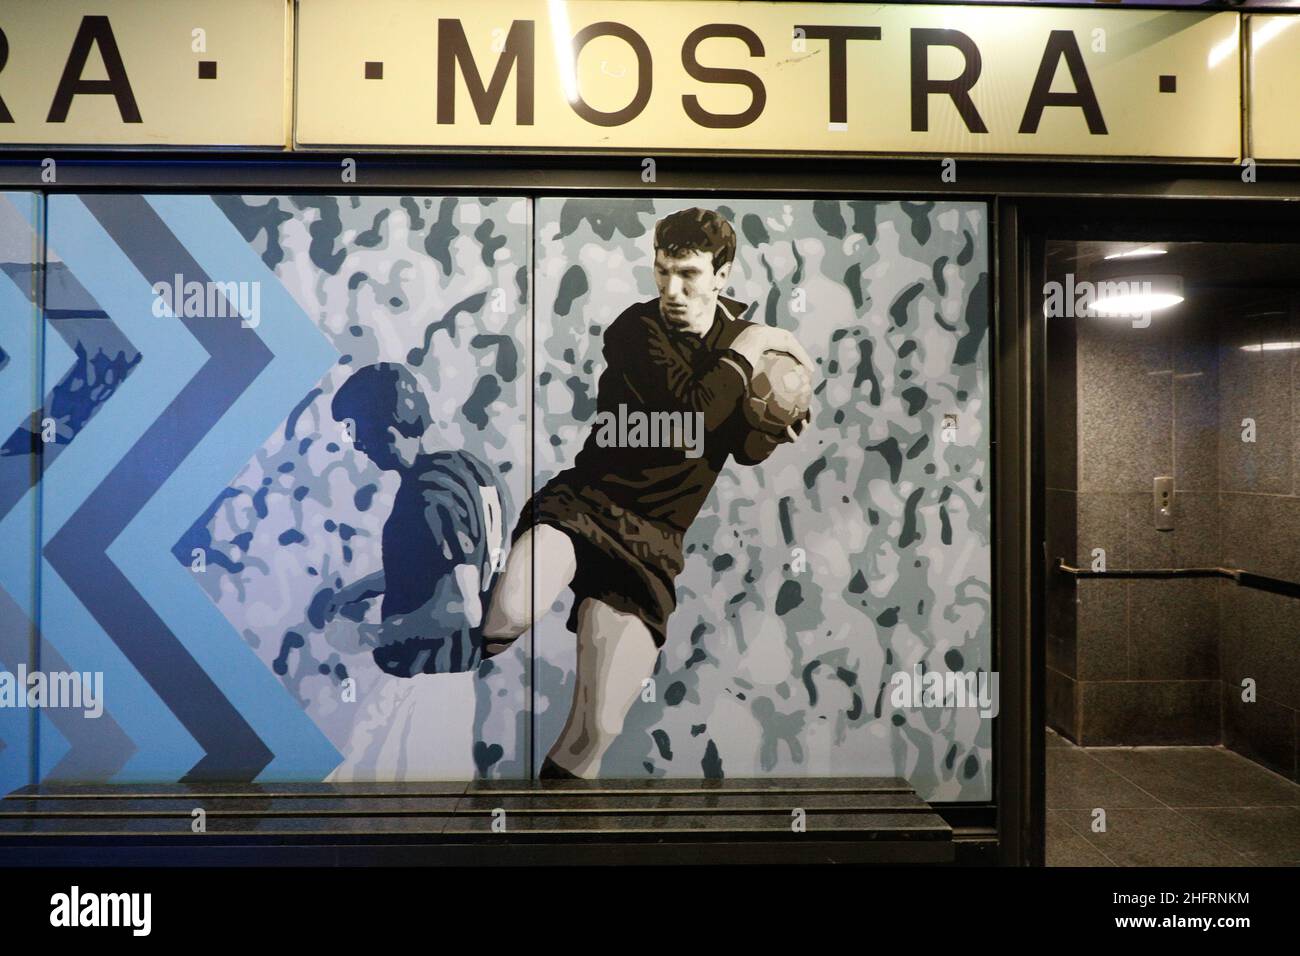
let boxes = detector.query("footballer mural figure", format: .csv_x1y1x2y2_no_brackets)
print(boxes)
322,363,509,677
482,207,815,779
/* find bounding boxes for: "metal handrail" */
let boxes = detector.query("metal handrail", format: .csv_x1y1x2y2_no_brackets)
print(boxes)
1055,559,1300,600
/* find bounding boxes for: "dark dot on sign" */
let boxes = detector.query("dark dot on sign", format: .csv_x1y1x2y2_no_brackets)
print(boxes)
892,713,905,726
390,298,402,307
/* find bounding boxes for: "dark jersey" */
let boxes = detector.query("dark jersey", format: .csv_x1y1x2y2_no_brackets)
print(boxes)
562,295,758,534
381,450,506,619
520,295,790,646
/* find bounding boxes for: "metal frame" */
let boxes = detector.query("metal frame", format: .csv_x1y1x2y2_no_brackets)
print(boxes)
6,151,1300,865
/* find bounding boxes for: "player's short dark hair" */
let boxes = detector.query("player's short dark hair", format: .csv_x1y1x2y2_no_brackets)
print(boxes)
331,363,431,438
654,207,736,273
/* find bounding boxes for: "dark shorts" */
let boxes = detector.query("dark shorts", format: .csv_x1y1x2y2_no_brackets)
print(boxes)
512,477,684,648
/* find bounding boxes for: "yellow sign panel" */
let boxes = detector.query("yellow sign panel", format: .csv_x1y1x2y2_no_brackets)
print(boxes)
0,0,289,147
1248,15,1300,161
295,0,1241,159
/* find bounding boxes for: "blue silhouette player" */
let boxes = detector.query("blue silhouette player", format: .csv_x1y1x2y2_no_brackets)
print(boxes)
324,363,508,676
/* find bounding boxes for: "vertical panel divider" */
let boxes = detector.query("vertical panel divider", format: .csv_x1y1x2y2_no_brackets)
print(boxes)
528,195,537,781
32,191,47,790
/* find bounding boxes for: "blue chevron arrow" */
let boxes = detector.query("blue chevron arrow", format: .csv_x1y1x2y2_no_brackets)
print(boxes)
1,195,138,786
108,194,341,780
44,195,289,781
39,196,205,781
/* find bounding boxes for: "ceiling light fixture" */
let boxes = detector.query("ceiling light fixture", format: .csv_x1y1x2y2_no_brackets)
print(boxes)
1089,274,1184,319
1241,341,1300,353
1102,245,1167,261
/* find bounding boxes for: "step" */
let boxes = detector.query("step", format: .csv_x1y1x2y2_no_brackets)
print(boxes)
0,778,954,865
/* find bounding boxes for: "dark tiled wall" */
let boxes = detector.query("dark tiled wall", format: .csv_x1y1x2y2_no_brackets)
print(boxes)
1217,304,1300,781
1068,308,1221,745
1048,290,1300,781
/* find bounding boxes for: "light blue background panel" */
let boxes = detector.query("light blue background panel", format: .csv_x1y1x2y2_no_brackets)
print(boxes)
0,192,41,796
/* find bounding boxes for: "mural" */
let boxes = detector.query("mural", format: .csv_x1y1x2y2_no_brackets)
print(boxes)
32,194,530,783
533,199,992,800
3,193,990,802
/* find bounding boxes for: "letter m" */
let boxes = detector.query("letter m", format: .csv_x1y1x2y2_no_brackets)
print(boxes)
437,20,535,125
100,893,129,926
50,671,81,709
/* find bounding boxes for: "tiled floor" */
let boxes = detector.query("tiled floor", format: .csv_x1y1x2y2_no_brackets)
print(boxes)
1046,728,1300,866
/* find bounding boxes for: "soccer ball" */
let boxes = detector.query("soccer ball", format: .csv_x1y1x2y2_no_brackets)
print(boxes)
743,350,813,441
